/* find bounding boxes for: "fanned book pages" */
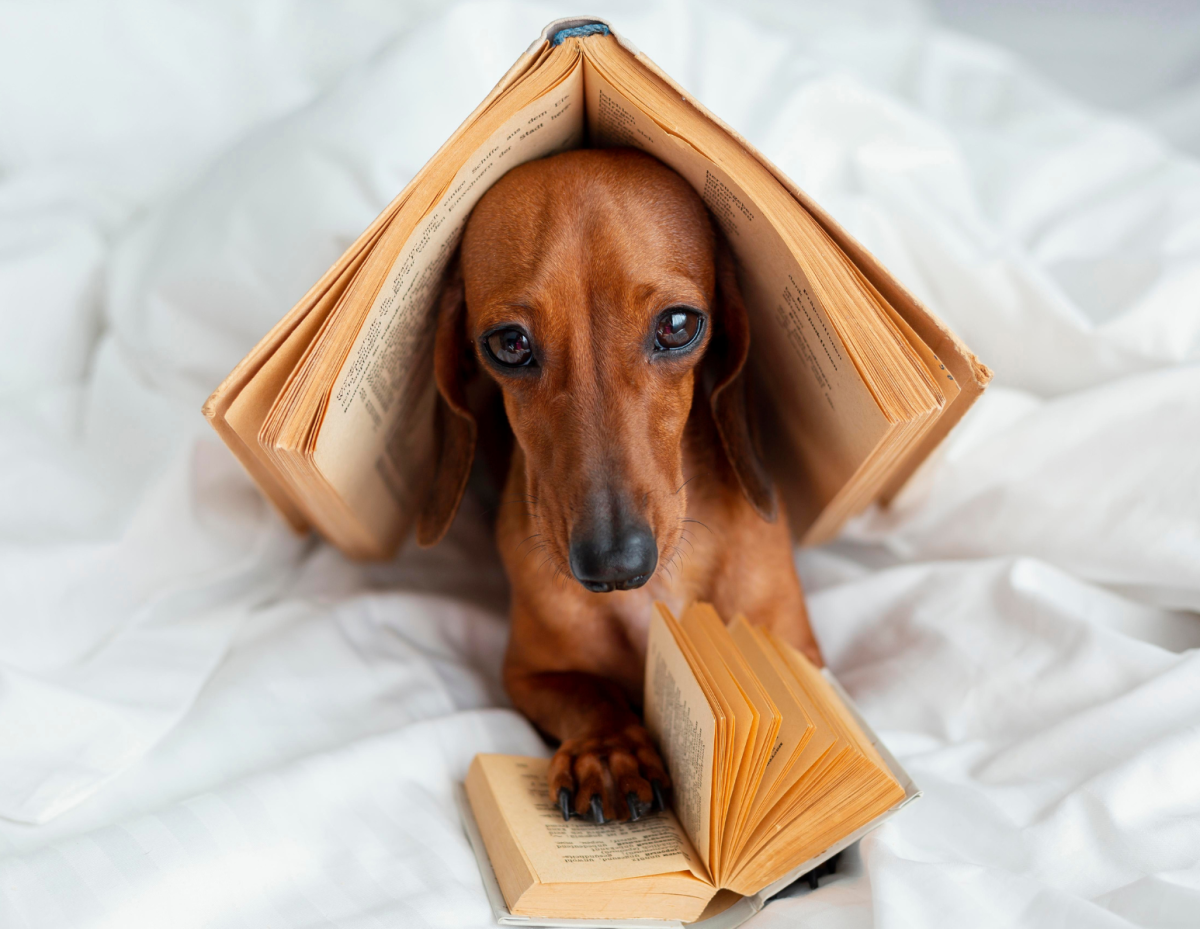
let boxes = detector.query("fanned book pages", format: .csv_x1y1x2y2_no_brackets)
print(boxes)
460,602,918,926
202,17,990,560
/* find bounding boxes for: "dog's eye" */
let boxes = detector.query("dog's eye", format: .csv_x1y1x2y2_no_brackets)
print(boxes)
485,328,535,367
654,308,702,352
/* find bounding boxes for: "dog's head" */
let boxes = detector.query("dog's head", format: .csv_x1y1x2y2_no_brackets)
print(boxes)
417,148,774,591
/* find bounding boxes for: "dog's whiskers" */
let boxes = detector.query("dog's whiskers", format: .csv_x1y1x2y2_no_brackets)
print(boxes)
491,493,541,517
680,517,714,535
521,541,551,567
529,538,574,588
672,476,696,495
515,532,543,554
656,538,683,583
663,522,696,577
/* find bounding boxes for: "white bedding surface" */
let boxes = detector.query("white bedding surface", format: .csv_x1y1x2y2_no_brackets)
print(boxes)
1,1,1197,926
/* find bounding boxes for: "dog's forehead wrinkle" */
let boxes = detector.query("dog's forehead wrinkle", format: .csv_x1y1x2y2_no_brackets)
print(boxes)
469,189,713,334
539,173,706,274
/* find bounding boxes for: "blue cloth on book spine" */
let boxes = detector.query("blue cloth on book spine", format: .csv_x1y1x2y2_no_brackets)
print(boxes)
551,23,609,46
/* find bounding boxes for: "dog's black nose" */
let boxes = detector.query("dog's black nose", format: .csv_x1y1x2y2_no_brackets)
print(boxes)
569,520,658,593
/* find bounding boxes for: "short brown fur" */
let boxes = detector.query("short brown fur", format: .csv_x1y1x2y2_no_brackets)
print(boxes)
424,149,820,821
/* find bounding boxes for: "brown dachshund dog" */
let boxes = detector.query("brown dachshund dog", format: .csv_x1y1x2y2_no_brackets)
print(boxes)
417,148,820,823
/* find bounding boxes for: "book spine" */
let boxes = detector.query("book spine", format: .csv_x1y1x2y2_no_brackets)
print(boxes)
552,23,609,45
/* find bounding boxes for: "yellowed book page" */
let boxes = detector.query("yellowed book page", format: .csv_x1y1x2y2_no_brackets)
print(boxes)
581,56,891,530
728,618,814,827
514,875,715,922
773,638,899,779
660,604,730,869
475,754,710,885
874,280,961,409
202,194,401,534
225,270,356,530
644,607,718,871
667,610,742,880
734,745,845,876
206,321,319,533
729,751,903,894
674,608,747,804
311,61,588,549
465,755,539,909
694,890,745,924
616,38,984,512
738,630,841,841
582,38,948,546
679,604,778,874
760,628,841,756
736,630,903,869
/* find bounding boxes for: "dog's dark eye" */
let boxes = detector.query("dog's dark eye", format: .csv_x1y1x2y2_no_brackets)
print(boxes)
485,328,534,367
654,308,702,352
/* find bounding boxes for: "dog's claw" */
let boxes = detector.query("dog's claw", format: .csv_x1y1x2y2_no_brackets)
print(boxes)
651,780,667,813
590,795,605,825
559,788,573,822
805,852,841,890
626,791,644,821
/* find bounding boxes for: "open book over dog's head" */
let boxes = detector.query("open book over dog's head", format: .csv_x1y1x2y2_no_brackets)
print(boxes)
203,18,989,561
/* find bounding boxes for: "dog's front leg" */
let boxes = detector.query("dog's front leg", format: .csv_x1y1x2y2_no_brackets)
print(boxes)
505,664,670,823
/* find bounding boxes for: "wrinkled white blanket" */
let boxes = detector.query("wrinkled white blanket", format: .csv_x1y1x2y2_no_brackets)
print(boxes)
1,2,1197,926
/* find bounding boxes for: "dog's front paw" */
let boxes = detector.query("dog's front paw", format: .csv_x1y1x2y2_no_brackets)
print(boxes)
547,723,671,824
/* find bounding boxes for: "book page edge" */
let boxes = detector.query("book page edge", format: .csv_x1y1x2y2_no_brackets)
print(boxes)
624,43,991,508
742,672,921,908
454,783,691,929
819,669,920,803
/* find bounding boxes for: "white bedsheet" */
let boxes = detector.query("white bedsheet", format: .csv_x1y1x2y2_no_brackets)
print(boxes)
1,1,1197,926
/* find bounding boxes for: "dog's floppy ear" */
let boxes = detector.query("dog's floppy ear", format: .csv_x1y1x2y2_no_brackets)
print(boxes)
416,256,477,547
706,237,777,521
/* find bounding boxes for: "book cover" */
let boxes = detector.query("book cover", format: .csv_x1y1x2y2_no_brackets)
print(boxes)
203,15,990,560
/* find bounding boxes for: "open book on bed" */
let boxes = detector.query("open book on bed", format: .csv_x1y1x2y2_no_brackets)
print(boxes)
460,603,918,926
203,17,990,560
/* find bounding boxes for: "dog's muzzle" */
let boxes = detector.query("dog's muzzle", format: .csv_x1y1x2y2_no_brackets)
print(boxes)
569,517,658,593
